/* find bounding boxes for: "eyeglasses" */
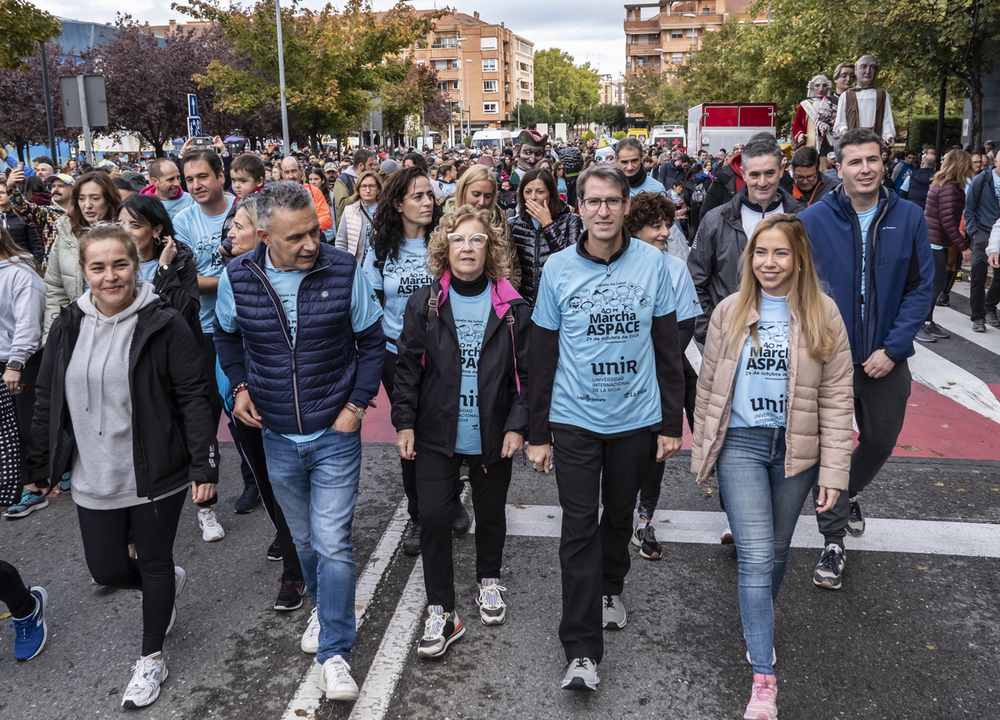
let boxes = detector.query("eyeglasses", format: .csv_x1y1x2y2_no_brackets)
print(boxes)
448,233,487,248
580,196,626,212
359,183,378,191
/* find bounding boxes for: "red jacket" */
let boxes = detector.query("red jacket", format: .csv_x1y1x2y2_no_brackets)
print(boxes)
924,183,968,251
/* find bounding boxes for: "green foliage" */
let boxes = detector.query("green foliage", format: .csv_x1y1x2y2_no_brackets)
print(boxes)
907,115,963,152
533,48,600,118
625,68,688,125
612,131,627,140
516,103,550,129
0,0,61,71
581,130,595,142
462,135,472,148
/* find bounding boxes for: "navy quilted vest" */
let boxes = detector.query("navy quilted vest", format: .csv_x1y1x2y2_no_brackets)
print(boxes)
228,242,357,434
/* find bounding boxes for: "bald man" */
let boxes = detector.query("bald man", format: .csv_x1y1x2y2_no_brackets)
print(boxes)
280,157,333,232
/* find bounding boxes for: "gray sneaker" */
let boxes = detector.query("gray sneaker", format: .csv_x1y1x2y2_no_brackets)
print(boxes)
924,321,950,339
846,497,866,537
561,657,599,691
973,319,987,333
813,544,846,590
986,309,1000,328
602,594,627,629
915,327,936,343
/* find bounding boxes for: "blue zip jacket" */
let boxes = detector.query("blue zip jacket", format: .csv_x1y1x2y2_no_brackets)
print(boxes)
214,242,385,435
799,186,934,365
962,168,1000,238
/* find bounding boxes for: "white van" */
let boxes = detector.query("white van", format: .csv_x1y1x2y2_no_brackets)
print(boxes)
472,129,513,150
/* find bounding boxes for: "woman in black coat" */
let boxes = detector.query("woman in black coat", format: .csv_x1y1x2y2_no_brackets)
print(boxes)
392,204,529,659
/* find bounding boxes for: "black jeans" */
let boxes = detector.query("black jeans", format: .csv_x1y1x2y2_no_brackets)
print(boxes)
969,229,1000,321
226,410,303,583
198,335,222,508
77,490,186,656
814,360,911,545
552,426,655,663
0,560,35,619
925,248,948,323
416,447,512,612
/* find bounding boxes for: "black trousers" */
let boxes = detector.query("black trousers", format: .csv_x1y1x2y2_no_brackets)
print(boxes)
814,360,911,544
198,335,223,508
0,560,34,619
925,248,948,323
77,490,186,656
552,426,655,663
226,410,303,583
3,351,41,488
969,229,1000,321
416,447,512,612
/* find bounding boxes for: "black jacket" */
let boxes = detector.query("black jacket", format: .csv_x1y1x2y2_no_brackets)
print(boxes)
391,277,530,466
1,210,43,264
509,204,584,307
28,299,219,499
699,163,795,222
153,239,203,345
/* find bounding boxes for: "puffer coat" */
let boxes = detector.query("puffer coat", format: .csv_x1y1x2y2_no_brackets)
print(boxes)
509,204,584,307
924,183,968,251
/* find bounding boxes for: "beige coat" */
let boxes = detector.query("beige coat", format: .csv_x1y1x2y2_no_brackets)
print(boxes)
43,215,84,340
691,292,855,490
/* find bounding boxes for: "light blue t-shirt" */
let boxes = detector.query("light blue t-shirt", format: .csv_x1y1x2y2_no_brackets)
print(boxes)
628,174,667,197
362,237,433,353
450,286,492,455
174,196,235,335
729,292,790,429
215,254,383,443
663,252,702,323
161,192,196,220
557,178,568,195
533,238,677,435
856,204,878,321
139,259,158,282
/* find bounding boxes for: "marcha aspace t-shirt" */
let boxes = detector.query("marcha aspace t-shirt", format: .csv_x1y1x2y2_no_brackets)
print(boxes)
363,237,433,353
450,286,492,455
729,292,790,429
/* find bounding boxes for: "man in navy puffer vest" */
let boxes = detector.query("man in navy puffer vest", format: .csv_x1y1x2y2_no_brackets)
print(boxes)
214,182,385,701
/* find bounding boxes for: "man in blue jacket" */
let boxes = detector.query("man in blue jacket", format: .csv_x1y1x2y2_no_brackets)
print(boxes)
799,128,934,591
214,182,385,701
962,152,1000,330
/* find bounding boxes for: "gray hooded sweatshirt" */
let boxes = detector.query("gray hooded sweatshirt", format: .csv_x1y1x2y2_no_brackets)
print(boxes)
0,256,45,365
65,281,184,509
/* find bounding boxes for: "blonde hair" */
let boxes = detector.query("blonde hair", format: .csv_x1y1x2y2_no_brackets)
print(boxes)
348,169,383,206
724,213,836,362
77,222,140,276
453,165,497,208
932,149,973,188
426,205,509,280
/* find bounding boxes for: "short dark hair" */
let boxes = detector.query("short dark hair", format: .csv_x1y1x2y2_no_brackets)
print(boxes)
516,167,564,218
182,148,224,177
403,153,429,173
624,191,676,235
742,136,784,166
791,146,820,170
352,149,374,168
615,138,644,158
120,194,175,261
231,153,266,181
33,155,53,166
577,164,630,200
835,128,883,164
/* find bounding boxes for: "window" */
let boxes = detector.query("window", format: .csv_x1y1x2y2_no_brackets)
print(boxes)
432,35,459,49
483,80,498,93
672,53,684,64
483,102,498,114
671,31,683,39
437,82,448,91
702,6,711,12
482,58,497,72
481,36,497,50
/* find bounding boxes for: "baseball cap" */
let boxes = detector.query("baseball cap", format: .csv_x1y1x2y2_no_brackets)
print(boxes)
49,173,76,187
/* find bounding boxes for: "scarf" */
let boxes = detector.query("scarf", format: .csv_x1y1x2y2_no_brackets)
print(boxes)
627,164,648,189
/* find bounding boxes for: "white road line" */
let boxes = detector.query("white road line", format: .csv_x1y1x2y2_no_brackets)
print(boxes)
934,305,1000,354
908,343,1000,423
280,499,410,720
949,282,969,298
348,562,425,720
499,504,1000,558
684,340,702,374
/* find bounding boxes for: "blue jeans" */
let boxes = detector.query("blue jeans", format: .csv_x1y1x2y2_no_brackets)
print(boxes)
716,426,819,676
262,427,361,663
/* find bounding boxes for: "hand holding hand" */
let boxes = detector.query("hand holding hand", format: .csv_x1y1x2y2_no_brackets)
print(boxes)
500,432,524,459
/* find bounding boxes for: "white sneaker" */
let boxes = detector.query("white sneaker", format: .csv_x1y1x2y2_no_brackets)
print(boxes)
165,566,187,635
197,508,225,542
121,653,168,708
476,579,507,626
301,607,320,654
320,655,359,701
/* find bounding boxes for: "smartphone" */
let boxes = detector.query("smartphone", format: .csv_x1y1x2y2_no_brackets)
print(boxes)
191,137,213,148
14,161,23,171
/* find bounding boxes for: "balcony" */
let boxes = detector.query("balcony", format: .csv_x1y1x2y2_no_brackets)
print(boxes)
624,16,661,33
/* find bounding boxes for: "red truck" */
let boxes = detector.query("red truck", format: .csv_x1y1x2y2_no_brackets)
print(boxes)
687,103,777,155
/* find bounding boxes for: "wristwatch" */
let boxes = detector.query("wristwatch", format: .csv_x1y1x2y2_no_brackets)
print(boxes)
5,360,23,371
347,403,366,420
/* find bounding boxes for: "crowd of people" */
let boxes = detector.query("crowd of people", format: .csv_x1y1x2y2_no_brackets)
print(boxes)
1,55,998,718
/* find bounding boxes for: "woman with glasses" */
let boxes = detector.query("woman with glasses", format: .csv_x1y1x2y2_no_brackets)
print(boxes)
392,205,529,659
335,170,382,264
509,167,584,307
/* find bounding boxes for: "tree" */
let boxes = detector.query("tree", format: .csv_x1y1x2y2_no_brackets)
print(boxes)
380,61,439,142
517,103,550,129
533,48,600,118
624,69,688,125
0,0,61,71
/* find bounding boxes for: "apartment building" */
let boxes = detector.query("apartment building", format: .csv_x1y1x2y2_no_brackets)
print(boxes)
600,73,627,106
623,0,754,77
402,11,534,137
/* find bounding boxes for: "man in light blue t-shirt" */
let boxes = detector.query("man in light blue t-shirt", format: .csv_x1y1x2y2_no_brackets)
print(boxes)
526,164,686,693
615,138,666,197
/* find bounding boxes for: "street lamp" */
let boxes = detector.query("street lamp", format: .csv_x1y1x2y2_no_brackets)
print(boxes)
547,81,553,116
465,59,474,139
682,12,697,59
455,37,467,147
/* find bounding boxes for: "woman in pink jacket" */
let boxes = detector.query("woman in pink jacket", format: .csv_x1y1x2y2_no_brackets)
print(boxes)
691,213,854,720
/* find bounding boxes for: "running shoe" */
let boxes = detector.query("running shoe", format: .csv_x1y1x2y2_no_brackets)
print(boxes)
4,489,48,519
924,322,950,339
417,605,464,658
275,579,305,612
986,309,1000,328
915,327,936,343
476,579,507,626
402,522,421,556
812,544,846,590
234,483,259,514
561,657,599,691
846,497,866,537
320,655,359,701
936,292,950,307
301,607,320,653
121,653,168,709
602,595,627,629
12,586,47,661
266,536,282,562
197,508,225,542
631,522,662,560
973,319,986,333
165,566,186,635
743,673,777,720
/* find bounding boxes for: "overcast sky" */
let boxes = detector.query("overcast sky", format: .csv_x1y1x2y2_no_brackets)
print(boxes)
35,0,629,81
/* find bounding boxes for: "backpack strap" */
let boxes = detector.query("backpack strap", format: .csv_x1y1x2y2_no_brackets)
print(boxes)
506,308,521,395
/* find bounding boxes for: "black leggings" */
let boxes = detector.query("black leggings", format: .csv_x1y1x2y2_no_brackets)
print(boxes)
198,335,222,508
416,447,513,612
925,247,948,323
77,490,186,656
0,560,35,619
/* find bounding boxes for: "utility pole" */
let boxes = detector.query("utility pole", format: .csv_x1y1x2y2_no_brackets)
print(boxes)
38,42,59,164
275,0,291,156
547,81,552,116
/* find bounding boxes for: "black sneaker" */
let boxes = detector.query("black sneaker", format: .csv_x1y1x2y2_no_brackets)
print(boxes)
266,536,282,562
631,522,661,560
452,501,470,537
973,319,987,333
846,497,866,537
234,484,259,514
935,292,950,307
402,522,421,556
812,544,846,590
274,579,305,611
986,309,1000,328
417,605,464,658
924,322,950,339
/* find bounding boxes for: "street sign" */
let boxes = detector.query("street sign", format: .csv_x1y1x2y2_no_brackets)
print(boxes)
187,94,199,118
188,116,203,138
59,75,108,127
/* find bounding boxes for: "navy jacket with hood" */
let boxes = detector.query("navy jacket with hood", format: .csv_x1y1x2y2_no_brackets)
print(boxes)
799,186,935,366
